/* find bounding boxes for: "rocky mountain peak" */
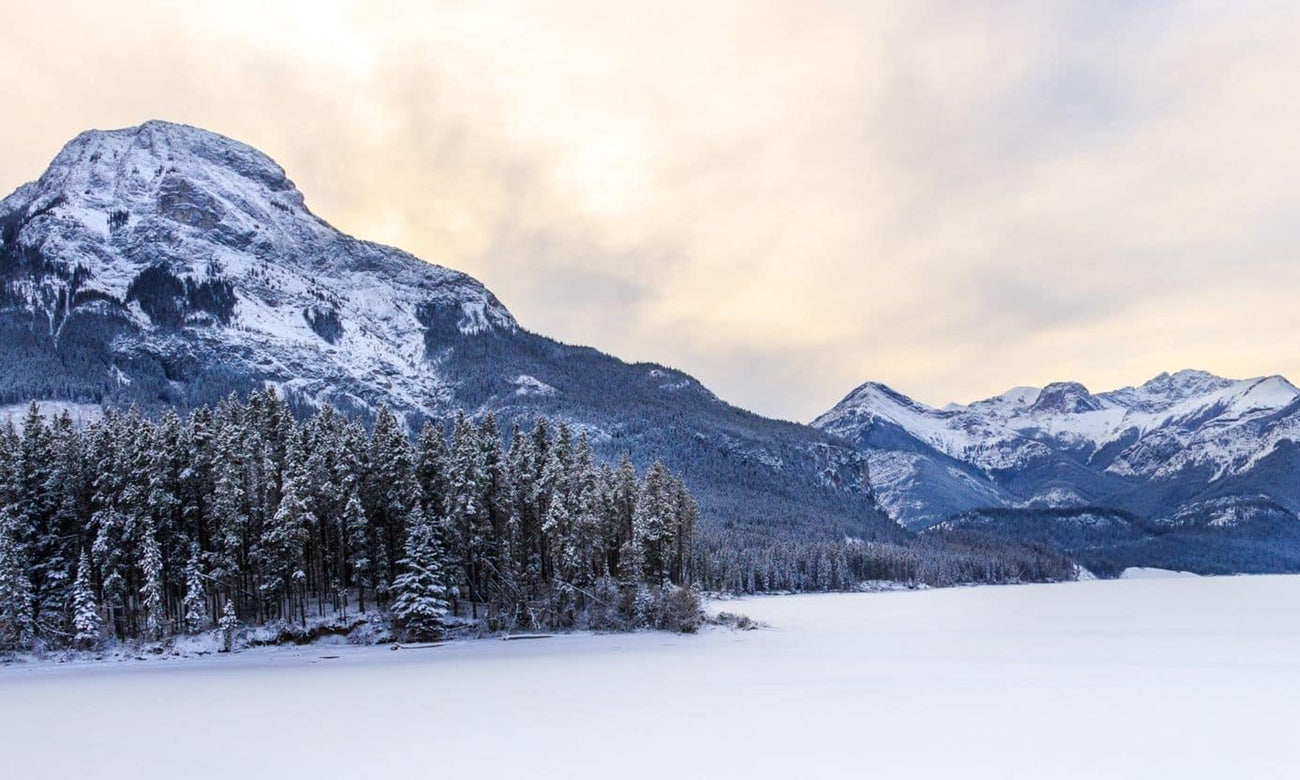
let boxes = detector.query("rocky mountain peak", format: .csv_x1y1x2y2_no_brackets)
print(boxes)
0,121,522,418
1030,381,1103,414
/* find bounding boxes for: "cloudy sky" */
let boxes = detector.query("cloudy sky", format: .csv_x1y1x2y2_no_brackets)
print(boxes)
3,1,1299,420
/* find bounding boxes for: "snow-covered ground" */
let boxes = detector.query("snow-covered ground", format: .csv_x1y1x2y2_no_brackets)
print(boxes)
6,576,1300,778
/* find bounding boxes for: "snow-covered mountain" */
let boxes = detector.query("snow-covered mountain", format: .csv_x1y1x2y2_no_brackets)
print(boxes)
0,121,516,415
815,370,1300,536
0,121,900,545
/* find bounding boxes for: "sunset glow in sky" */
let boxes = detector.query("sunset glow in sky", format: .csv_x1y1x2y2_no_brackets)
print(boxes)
4,0,1300,420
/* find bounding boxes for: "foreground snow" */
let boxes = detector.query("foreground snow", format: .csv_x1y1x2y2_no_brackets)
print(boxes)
6,577,1300,778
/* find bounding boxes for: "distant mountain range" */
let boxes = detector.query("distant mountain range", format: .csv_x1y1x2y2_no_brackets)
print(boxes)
0,121,899,547
815,370,1300,573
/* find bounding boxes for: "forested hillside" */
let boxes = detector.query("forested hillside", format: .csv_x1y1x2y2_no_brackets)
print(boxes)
0,392,700,651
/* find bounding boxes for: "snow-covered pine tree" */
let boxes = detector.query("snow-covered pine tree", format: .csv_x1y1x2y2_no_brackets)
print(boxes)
670,476,698,586
476,414,509,602
415,420,449,521
506,422,543,598
16,402,64,642
0,421,20,510
257,435,312,623
138,515,166,640
568,434,604,588
391,504,450,642
446,411,488,614
0,506,34,651
607,455,639,580
218,598,239,653
46,412,89,639
147,409,186,562
342,491,371,613
366,406,412,602
183,547,209,632
207,412,249,613
71,549,101,649
539,422,574,587
88,413,131,638
303,406,347,615
633,461,676,585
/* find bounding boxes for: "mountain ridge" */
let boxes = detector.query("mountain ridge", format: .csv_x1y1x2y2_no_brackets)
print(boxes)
815,369,1300,571
811,369,1300,538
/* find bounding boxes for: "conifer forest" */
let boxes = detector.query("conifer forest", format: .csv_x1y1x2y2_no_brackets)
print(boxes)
0,392,701,651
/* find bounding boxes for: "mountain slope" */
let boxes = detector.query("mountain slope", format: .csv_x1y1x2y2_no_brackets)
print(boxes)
0,121,902,545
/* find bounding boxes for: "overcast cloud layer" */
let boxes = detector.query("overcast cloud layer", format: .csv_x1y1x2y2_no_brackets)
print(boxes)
3,0,1299,420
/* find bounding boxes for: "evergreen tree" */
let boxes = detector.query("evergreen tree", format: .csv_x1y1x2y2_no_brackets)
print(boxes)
366,406,412,601
415,420,449,519
183,547,209,632
16,402,62,640
603,457,638,578
71,549,101,649
343,492,371,612
633,461,676,585
539,422,574,588
0,506,34,650
391,505,449,641
670,477,698,586
138,515,166,640
207,417,248,611
218,599,239,653
37,411,81,640
445,412,489,613
568,434,604,587
507,422,543,598
477,415,509,602
257,436,312,622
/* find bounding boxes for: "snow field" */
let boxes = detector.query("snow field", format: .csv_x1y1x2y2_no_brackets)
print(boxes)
5,575,1300,779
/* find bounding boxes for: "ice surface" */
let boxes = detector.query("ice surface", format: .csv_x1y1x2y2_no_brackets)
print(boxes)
5,576,1300,778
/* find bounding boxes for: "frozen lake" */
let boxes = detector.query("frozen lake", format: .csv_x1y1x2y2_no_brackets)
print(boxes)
5,575,1300,778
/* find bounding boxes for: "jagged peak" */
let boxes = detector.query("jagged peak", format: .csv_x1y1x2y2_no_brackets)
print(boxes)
967,385,1041,410
1030,381,1102,414
841,381,932,412
1137,369,1231,395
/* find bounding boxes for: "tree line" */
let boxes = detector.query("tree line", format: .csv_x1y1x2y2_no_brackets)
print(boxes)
695,530,1078,594
0,391,700,651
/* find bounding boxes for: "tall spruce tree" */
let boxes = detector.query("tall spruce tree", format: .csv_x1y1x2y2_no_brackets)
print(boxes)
446,412,489,613
633,461,676,585
183,547,210,633
0,506,34,650
391,504,449,641
71,549,101,649
343,492,371,613
367,406,412,601
138,515,166,640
